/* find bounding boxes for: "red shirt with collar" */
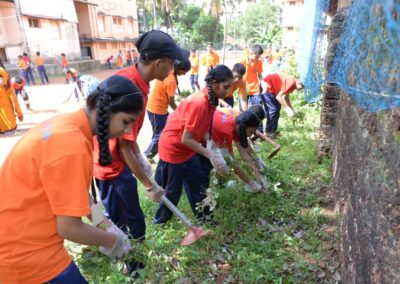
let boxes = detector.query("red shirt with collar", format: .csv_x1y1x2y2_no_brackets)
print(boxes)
93,65,149,180
158,88,216,164
211,110,239,154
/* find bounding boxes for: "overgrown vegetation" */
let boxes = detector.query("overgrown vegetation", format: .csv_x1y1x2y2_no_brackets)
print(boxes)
67,91,340,283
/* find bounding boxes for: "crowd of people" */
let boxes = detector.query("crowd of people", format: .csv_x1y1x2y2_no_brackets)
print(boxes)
0,29,303,282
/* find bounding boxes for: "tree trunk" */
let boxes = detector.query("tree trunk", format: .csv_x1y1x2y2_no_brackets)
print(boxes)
152,0,157,29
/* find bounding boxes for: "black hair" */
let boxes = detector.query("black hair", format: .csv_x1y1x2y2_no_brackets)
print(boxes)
252,44,264,56
175,58,191,73
15,76,23,84
248,105,266,121
22,52,28,57
204,65,233,106
36,51,40,56
232,63,246,76
235,109,263,148
61,53,65,56
18,55,22,59
191,49,196,52
86,75,144,166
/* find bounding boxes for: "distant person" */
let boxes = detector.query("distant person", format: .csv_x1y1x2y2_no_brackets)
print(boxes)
126,50,132,66
35,51,49,84
66,68,83,102
116,53,123,69
262,72,303,138
201,43,220,72
242,46,249,58
189,49,200,92
17,55,30,85
11,76,30,110
132,48,138,64
61,53,69,83
22,52,36,85
106,55,113,69
239,44,264,112
0,67,23,134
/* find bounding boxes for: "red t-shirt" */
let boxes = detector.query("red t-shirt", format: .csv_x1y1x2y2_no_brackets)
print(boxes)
92,65,150,180
264,72,297,96
158,88,216,164
211,110,239,154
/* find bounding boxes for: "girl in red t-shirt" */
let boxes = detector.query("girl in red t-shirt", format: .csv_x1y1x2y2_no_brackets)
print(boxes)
154,65,234,224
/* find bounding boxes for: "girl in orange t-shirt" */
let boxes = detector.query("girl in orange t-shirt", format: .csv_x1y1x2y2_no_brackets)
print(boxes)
0,75,144,283
154,65,233,224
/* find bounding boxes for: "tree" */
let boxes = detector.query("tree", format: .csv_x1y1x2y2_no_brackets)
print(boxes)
190,15,224,46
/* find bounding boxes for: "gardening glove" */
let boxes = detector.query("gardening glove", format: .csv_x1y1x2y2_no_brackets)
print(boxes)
146,183,165,203
247,180,263,193
284,107,296,118
209,148,229,176
136,153,152,178
255,156,267,172
260,176,269,193
99,221,131,259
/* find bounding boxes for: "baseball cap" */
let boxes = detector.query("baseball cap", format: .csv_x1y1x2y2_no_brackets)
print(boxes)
136,30,185,62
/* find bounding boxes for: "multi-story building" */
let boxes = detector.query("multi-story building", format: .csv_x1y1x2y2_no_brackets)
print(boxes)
74,0,139,63
280,0,304,49
0,0,80,63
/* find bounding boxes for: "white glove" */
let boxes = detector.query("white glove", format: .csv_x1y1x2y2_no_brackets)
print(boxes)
146,183,165,203
255,156,267,171
209,148,229,175
136,153,152,178
99,221,131,259
260,176,269,193
284,107,296,118
248,180,263,192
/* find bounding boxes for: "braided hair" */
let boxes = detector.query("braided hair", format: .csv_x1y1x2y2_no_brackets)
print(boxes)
204,65,233,106
86,75,144,166
235,110,262,148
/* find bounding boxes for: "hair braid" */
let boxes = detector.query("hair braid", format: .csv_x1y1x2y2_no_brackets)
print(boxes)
239,122,248,148
96,91,112,166
207,80,218,106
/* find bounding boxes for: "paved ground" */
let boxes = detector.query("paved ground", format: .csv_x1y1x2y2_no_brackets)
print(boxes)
0,61,239,165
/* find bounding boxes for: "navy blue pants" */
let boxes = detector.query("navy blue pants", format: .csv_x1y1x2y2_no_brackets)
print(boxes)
190,74,200,91
145,111,168,159
95,166,145,240
26,66,36,84
48,261,87,284
263,92,281,134
247,94,265,133
222,96,234,108
37,65,49,83
154,154,213,224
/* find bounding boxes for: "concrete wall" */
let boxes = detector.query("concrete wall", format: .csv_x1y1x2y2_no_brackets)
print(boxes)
281,0,304,49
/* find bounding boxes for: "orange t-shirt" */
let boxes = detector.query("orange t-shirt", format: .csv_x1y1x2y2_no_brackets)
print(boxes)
61,57,68,68
158,88,216,164
0,110,93,283
189,56,199,75
18,59,27,70
226,78,246,98
264,72,297,96
211,110,239,154
35,56,44,66
202,51,220,68
93,65,149,180
147,71,177,115
240,57,263,95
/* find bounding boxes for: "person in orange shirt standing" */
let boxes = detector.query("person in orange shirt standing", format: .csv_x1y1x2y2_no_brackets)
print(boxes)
145,53,191,160
189,49,200,92
219,63,246,108
17,55,30,85
61,53,69,83
0,75,144,283
154,65,233,225
35,51,50,84
262,72,303,137
126,50,133,66
0,67,23,134
201,43,220,72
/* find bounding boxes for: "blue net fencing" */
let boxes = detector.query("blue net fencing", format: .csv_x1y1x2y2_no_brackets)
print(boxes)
298,0,400,112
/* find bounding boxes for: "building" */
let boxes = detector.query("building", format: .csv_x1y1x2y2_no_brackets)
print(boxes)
74,0,139,63
0,0,80,63
280,0,304,49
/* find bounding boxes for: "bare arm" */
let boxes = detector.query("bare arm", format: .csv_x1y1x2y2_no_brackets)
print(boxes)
168,96,177,110
182,130,210,159
56,216,116,249
119,138,153,189
239,92,248,111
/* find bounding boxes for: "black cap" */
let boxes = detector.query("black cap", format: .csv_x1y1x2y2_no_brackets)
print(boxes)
136,30,185,61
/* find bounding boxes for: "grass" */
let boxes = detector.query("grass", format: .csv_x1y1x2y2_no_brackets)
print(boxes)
66,90,339,283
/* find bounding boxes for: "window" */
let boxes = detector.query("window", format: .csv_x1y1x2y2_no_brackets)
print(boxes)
98,16,105,32
28,18,40,28
287,26,294,31
113,17,122,25
99,42,107,49
111,42,118,48
289,1,296,5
